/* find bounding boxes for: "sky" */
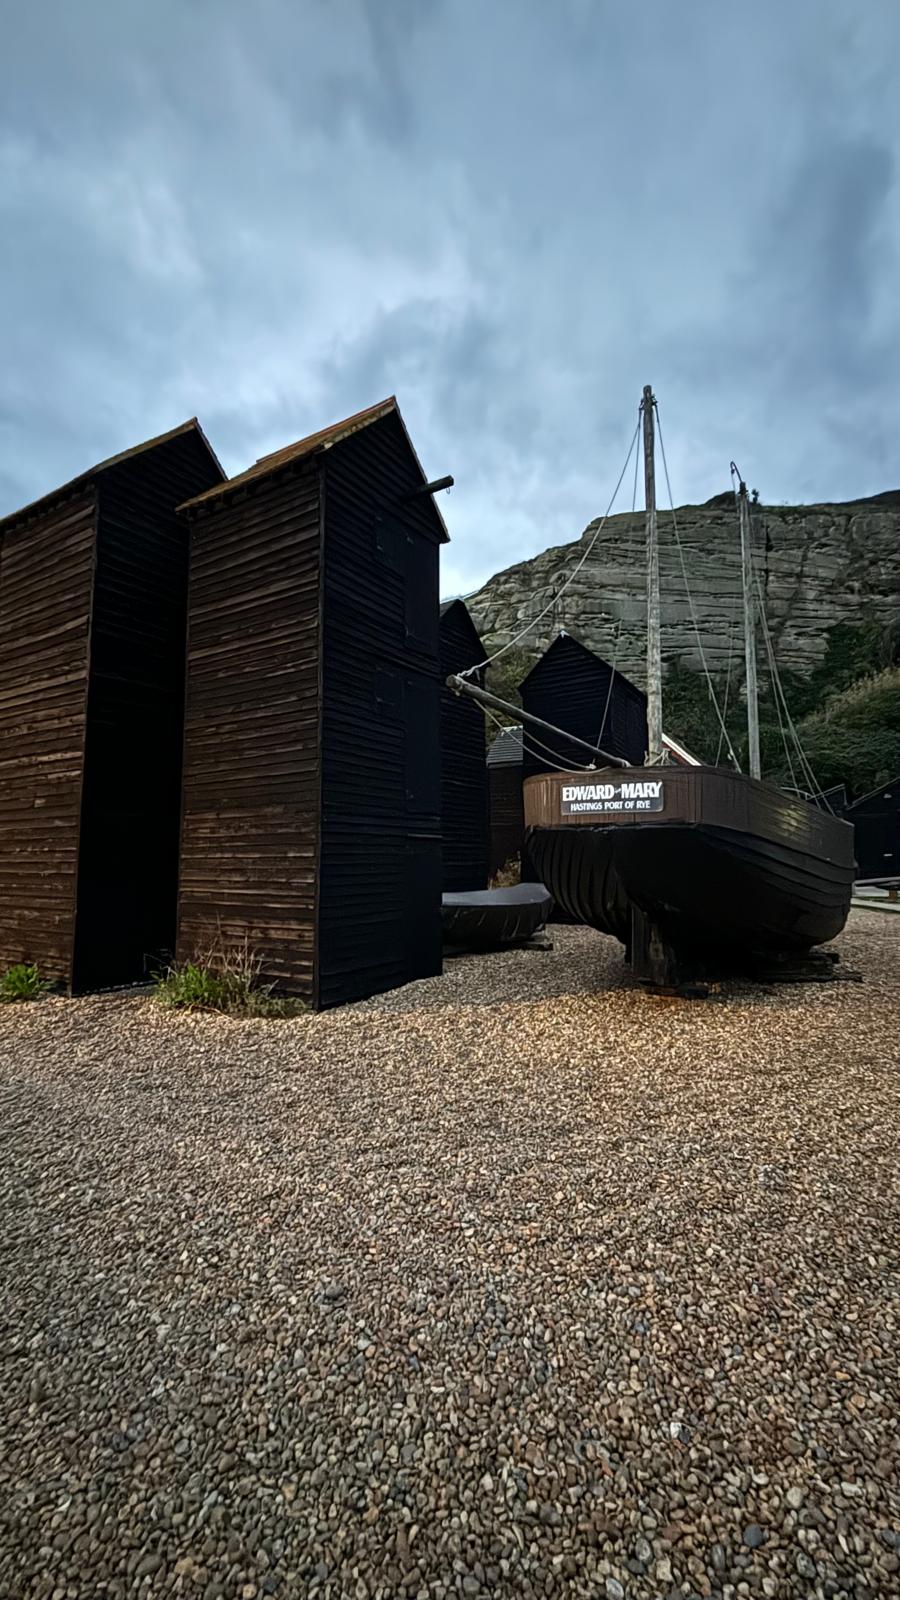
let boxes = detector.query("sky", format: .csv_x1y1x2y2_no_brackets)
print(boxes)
1,0,898,596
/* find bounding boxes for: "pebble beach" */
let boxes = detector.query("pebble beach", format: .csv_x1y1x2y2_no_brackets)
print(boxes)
1,911,898,1600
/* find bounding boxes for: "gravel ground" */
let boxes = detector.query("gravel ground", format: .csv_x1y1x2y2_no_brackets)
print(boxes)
1,911,898,1600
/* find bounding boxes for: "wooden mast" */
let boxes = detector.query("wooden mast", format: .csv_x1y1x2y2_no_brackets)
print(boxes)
737,479,761,779
642,385,663,764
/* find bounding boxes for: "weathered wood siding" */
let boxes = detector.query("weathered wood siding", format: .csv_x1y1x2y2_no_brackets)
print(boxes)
848,778,899,878
521,634,648,777
73,432,223,988
488,764,525,876
178,463,322,999
318,413,443,1007
439,601,488,892
0,490,96,984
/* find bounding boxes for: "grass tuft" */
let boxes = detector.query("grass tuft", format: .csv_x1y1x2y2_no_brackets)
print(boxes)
0,963,48,1004
489,856,521,889
153,934,306,1018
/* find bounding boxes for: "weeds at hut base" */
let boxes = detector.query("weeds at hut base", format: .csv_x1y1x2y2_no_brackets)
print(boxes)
490,856,522,889
0,963,48,1004
153,935,306,1018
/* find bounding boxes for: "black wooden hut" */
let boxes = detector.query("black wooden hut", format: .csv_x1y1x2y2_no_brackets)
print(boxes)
0,421,225,991
177,397,447,1009
487,724,524,876
847,777,900,879
439,599,488,892
520,632,648,776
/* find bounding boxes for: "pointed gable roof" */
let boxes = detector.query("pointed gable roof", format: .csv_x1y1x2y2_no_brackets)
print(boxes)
179,396,449,541
0,419,224,536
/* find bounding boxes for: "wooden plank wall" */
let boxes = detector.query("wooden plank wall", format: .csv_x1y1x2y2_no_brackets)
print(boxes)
848,780,899,877
0,490,97,985
318,413,443,1007
177,463,322,1000
439,603,489,891
73,431,224,988
521,636,648,777
488,765,525,877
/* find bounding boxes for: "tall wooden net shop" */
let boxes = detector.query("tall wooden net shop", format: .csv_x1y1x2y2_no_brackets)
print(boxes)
438,600,489,893
0,423,224,991
0,397,495,1008
177,399,453,1008
520,632,649,775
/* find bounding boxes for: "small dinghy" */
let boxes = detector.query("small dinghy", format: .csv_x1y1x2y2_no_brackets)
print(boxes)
441,883,552,949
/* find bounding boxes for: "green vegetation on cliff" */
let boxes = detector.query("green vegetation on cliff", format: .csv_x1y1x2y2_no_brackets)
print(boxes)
664,622,900,800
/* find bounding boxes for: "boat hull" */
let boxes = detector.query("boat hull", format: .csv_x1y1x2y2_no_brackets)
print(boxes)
441,884,553,950
524,767,855,973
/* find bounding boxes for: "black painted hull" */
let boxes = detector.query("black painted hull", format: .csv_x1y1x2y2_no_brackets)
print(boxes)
441,884,553,949
526,821,854,963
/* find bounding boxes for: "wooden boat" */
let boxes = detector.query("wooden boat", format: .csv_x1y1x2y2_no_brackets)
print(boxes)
524,766,855,980
519,386,856,985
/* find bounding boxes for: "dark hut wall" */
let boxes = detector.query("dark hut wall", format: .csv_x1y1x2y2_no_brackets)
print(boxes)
848,779,900,878
489,764,524,876
521,636,647,778
177,461,322,1000
73,431,224,988
439,603,488,892
0,490,97,984
318,412,443,1008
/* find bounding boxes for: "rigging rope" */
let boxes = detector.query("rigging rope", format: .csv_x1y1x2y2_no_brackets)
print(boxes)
754,577,800,793
715,588,740,767
483,705,597,775
728,462,826,803
654,403,741,770
595,615,623,752
753,569,832,808
459,412,642,679
593,416,642,754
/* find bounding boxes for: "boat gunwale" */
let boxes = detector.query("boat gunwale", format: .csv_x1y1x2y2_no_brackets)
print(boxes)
523,764,855,868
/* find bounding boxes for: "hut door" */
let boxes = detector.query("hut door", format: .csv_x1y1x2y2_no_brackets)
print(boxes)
403,835,442,978
404,533,437,655
404,672,440,820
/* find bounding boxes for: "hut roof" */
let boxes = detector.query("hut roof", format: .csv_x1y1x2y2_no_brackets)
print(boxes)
439,597,484,657
847,774,900,811
518,631,644,701
487,725,524,767
0,419,224,536
180,396,449,541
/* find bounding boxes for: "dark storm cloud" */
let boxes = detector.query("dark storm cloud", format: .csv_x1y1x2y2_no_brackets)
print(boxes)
1,0,898,592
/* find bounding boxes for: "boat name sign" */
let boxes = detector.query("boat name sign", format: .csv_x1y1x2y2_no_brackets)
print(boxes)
560,779,664,816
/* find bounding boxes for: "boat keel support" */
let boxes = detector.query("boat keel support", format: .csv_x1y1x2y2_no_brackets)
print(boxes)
629,907,710,997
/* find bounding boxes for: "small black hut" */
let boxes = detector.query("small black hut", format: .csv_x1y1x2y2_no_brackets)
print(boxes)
177,397,447,1009
0,421,225,991
520,632,648,776
439,599,489,892
487,724,525,876
847,777,900,879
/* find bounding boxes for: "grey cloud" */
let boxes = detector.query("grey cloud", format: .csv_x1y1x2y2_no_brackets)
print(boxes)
1,0,899,590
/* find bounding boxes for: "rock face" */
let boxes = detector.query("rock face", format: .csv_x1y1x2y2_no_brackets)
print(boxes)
466,493,900,683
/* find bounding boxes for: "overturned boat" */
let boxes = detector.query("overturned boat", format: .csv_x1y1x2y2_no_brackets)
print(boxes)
441,883,552,950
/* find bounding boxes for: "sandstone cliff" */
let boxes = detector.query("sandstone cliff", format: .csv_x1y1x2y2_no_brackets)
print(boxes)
466,492,900,685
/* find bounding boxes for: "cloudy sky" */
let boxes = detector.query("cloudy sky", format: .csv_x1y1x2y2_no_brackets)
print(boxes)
2,0,898,595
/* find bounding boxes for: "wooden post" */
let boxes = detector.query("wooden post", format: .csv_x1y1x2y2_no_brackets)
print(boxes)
643,385,663,765
738,480,761,779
